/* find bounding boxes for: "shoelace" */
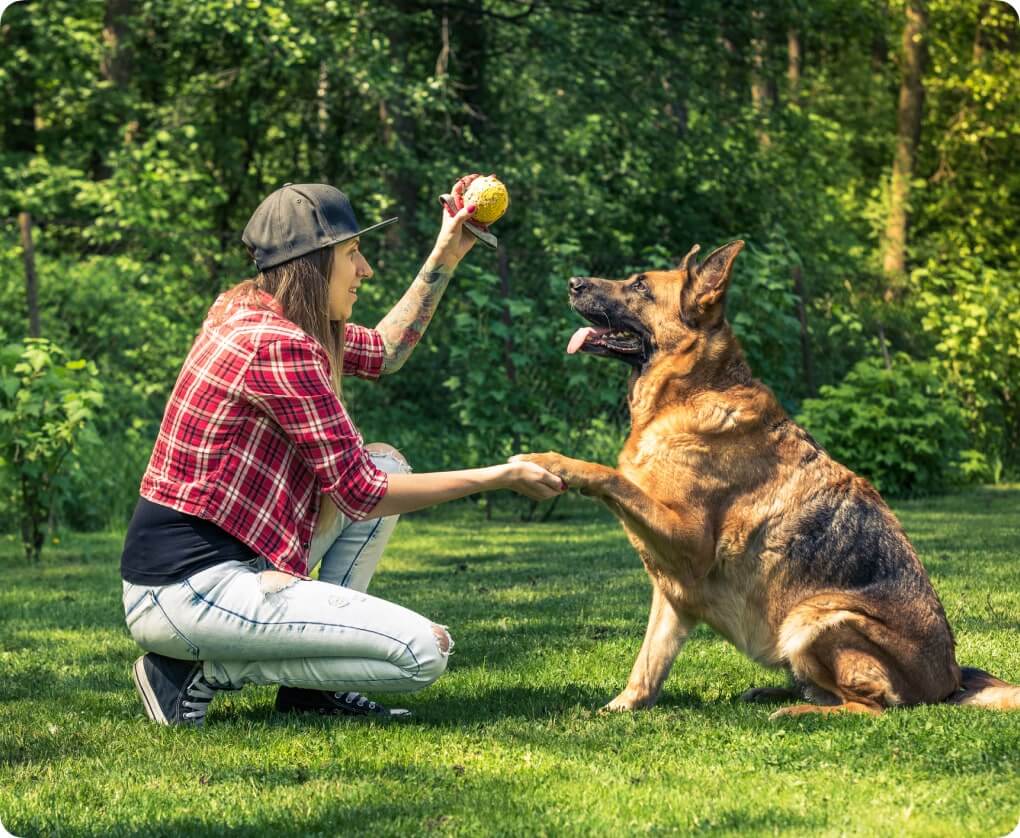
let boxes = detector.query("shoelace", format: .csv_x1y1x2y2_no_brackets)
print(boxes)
337,691,377,711
181,671,217,722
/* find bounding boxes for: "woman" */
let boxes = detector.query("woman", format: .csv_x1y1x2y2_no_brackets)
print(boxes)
121,178,564,727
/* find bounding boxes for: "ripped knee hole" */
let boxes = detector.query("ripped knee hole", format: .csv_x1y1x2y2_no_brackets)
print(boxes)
259,570,298,595
431,623,453,655
365,442,411,471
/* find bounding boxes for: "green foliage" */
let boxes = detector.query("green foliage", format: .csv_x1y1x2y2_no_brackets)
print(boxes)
0,0,1017,529
0,337,103,560
913,256,1020,482
909,0,1020,478
726,237,803,404
797,354,971,497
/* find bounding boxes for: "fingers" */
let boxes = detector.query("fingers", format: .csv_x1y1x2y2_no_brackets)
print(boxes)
524,462,568,495
519,482,563,501
451,202,477,227
539,469,566,491
451,173,481,210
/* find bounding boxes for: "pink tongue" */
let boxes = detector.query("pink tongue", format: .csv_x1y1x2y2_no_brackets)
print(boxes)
567,326,601,355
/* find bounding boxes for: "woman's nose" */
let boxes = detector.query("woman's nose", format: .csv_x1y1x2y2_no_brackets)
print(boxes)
359,255,374,279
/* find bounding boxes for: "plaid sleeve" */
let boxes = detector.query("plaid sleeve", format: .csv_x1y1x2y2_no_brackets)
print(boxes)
243,336,388,520
343,323,385,379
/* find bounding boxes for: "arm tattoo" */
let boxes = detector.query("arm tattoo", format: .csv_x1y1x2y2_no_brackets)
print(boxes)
376,262,454,374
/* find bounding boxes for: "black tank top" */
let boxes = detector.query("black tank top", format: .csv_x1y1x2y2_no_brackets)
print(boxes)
120,497,256,585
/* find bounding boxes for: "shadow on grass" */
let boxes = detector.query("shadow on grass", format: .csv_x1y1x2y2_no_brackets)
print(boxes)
222,683,712,729
5,802,828,838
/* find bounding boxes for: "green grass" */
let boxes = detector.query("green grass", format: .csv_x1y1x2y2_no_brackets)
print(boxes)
1,487,1018,837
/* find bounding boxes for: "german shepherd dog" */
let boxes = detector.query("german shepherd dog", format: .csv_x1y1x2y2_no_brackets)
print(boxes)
515,241,1019,717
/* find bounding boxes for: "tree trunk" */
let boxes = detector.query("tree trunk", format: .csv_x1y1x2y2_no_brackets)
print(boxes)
93,0,136,178
882,0,928,289
19,213,40,338
101,0,134,87
497,246,521,454
750,8,774,146
661,77,688,137
787,29,801,101
3,4,36,154
452,0,488,126
19,474,44,563
659,11,687,137
871,6,890,73
316,60,330,181
379,6,421,250
791,265,815,396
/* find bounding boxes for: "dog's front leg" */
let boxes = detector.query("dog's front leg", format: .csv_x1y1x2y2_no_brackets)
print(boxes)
603,581,696,712
512,452,715,585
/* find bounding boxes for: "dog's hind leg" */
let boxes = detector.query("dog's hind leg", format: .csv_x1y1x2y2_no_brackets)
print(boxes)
769,643,887,720
602,583,696,712
768,615,907,720
740,685,801,704
770,700,881,719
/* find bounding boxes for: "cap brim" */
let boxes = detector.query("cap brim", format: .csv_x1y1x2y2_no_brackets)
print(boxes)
328,217,399,246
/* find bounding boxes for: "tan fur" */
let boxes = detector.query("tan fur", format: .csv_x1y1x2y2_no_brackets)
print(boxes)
522,242,1018,717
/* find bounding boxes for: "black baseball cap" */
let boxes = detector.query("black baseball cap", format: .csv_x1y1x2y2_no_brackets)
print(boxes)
242,183,398,271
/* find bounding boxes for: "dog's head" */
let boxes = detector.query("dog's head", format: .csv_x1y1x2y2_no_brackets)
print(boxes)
566,240,745,368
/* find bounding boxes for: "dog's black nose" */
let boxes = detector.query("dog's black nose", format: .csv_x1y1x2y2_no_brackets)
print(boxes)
569,276,588,294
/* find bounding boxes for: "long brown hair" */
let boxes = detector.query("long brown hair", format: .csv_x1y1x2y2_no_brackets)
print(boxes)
226,245,345,396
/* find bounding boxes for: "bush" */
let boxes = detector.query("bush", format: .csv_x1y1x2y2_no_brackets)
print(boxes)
913,256,1020,481
796,354,973,497
0,338,103,560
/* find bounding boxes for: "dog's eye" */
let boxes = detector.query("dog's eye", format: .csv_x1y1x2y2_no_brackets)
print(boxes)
630,277,649,295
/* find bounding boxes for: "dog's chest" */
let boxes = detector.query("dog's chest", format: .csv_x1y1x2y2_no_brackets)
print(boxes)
628,495,781,668
697,568,779,666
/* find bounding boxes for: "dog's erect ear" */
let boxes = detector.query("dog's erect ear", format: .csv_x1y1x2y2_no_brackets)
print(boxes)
684,240,744,326
679,243,701,275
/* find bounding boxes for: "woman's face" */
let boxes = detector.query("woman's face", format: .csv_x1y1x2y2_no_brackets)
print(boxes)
328,238,373,320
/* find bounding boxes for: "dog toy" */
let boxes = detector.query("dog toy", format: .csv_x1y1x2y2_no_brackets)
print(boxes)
463,175,509,224
438,173,508,250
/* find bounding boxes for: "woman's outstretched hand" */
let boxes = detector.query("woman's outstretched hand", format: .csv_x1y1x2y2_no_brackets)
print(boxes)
500,459,568,501
362,460,568,518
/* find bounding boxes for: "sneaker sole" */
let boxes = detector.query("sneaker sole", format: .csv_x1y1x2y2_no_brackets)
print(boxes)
132,656,170,725
276,704,413,721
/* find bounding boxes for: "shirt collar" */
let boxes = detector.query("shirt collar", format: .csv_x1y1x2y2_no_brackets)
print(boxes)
255,289,285,317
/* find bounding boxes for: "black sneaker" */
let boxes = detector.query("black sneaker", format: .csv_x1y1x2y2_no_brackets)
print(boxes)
275,687,412,720
132,653,219,727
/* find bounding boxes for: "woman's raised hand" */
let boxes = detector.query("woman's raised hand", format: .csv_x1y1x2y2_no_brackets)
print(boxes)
429,174,483,270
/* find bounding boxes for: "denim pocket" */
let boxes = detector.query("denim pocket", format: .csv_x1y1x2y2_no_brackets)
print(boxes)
124,586,200,660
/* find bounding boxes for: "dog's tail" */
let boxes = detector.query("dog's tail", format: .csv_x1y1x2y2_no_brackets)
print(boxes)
946,667,1020,709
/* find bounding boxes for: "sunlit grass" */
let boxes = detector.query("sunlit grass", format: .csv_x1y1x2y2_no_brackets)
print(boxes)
1,488,1018,836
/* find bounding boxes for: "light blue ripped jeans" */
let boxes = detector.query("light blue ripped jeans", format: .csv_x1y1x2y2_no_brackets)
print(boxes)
121,447,451,693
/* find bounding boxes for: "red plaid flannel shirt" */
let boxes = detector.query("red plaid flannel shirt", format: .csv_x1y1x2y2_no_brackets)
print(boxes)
139,289,388,576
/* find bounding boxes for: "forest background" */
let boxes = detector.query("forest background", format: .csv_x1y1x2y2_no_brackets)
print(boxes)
0,0,1017,539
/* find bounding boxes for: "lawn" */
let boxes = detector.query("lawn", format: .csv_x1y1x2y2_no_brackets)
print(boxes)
1,487,1018,837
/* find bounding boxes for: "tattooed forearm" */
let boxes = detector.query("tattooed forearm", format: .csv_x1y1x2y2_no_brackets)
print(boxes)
376,262,455,374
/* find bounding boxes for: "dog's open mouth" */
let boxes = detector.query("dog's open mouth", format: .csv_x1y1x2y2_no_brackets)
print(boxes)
567,326,643,357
